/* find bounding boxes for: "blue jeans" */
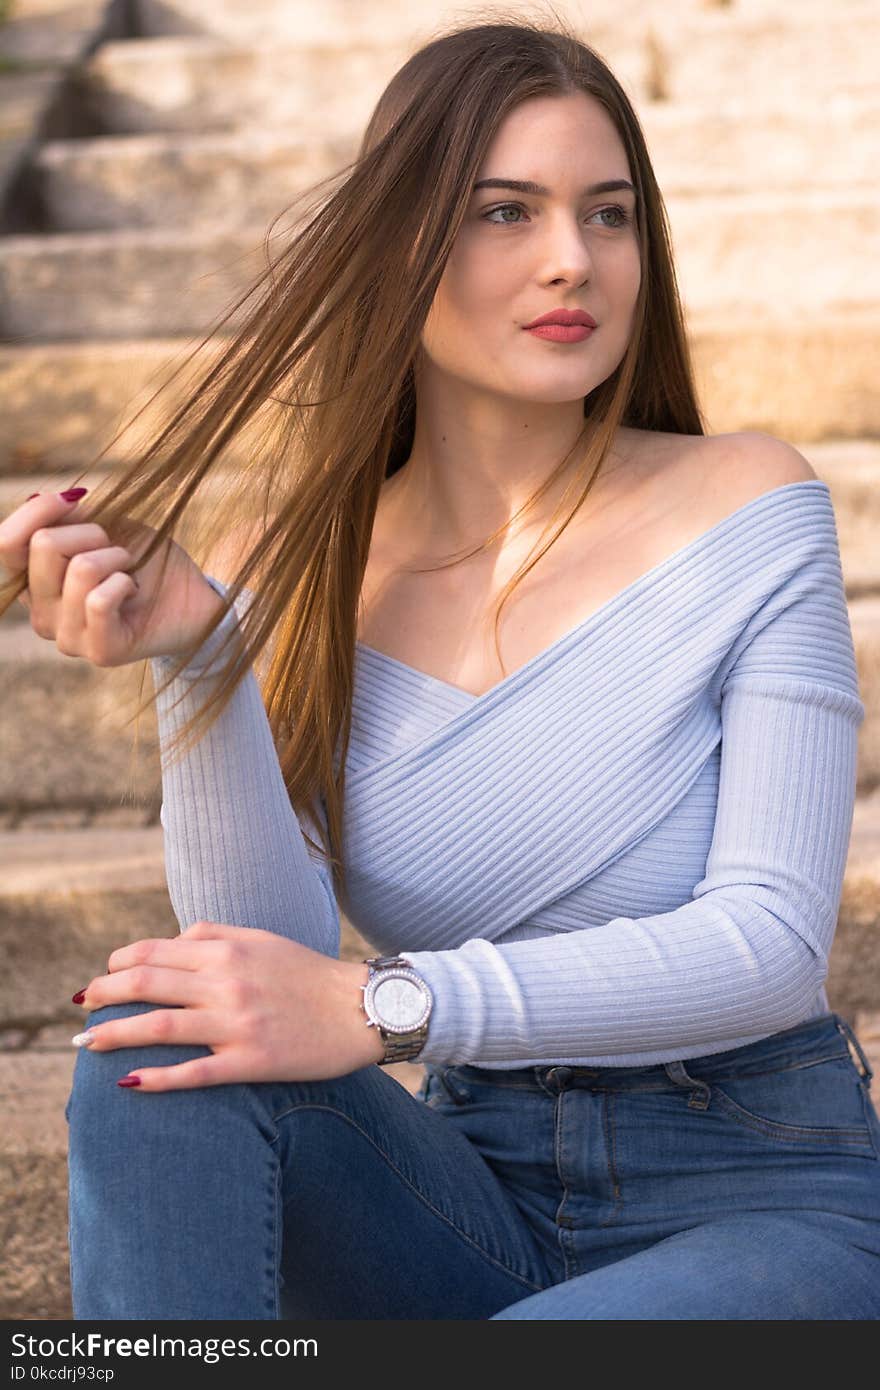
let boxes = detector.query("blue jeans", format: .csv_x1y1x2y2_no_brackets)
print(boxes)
65,1008,880,1319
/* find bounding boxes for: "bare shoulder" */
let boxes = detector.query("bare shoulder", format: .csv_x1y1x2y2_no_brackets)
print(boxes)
701,430,818,489
686,431,819,521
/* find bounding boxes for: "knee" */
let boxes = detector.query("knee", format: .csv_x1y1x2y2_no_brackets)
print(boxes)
66,1001,213,1125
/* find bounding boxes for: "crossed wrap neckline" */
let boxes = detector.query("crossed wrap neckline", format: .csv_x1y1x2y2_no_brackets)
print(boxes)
355,479,832,707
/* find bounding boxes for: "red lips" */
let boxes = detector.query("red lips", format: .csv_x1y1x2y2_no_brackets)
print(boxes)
523,308,597,329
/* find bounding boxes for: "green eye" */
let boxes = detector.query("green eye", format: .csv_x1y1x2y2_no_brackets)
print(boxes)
482,203,631,229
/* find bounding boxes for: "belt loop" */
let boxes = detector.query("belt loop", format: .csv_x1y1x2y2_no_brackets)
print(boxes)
834,1015,874,1083
664,1059,712,1110
545,1066,573,1093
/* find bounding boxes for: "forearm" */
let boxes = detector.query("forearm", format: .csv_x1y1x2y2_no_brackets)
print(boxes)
150,580,339,957
404,891,825,1066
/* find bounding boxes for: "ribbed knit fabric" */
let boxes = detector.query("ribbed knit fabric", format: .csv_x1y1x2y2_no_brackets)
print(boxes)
150,479,865,1069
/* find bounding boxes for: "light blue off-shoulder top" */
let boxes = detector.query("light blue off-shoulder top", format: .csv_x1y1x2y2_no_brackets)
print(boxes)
150,480,865,1068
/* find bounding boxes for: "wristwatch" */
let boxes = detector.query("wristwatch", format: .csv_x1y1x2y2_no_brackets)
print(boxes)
360,954,433,1064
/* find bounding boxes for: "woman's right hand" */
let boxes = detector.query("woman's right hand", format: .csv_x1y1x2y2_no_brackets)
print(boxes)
0,489,228,668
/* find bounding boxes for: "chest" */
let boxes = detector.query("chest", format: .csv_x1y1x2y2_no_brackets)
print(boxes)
356,450,704,699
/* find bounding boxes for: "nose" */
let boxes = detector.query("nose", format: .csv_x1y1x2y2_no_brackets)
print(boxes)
540,213,595,284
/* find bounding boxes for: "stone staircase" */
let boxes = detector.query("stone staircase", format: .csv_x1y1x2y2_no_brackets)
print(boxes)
1,0,879,1320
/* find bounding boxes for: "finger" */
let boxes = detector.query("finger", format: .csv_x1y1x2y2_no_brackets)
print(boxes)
74,1007,228,1053
114,1054,240,1093
107,935,231,974
0,491,91,585
30,528,131,609
82,568,141,618
38,564,139,660
72,569,142,660
78,964,210,1011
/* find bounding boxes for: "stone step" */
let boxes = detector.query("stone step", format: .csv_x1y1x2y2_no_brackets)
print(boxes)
133,0,448,43
641,95,879,195
1,565,879,811
0,0,125,232
128,0,879,46
66,16,878,141
31,128,356,231
0,625,165,813
0,223,269,340
3,188,878,340
3,305,879,475
0,1,112,66
0,68,62,144
0,68,64,215
29,95,880,233
71,36,417,139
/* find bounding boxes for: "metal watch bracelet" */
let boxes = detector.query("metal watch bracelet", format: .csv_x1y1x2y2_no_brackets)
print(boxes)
361,955,432,1065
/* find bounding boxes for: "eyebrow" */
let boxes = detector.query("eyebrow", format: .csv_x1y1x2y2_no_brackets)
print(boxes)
472,177,636,197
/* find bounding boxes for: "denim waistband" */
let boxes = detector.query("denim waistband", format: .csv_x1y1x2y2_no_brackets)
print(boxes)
438,1012,873,1104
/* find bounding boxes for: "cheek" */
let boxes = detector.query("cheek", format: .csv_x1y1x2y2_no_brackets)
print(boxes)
436,252,494,319
438,230,516,314
421,309,504,384
421,272,506,370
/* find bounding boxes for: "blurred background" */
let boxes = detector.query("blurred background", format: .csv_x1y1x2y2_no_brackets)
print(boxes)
1,0,878,1318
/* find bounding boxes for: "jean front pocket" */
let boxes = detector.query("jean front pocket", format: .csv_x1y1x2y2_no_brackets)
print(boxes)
710,1053,878,1157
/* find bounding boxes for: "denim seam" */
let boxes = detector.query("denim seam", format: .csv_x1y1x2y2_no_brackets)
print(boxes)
271,1101,545,1292
598,1091,624,1227
710,1087,877,1149
553,1095,569,1214
689,1050,854,1085
270,1151,282,1320
553,1095,578,1279
586,1052,855,1092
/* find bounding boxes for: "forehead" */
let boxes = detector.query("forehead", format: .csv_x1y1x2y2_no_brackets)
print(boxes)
480,91,629,179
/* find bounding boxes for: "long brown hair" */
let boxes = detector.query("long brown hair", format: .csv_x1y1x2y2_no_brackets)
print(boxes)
0,8,706,914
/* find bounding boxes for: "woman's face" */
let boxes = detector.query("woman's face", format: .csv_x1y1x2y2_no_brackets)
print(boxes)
419,91,641,406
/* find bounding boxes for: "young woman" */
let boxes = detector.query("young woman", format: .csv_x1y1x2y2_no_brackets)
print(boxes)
2,18,878,1320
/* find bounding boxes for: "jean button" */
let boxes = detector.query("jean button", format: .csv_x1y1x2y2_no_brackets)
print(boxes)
546,1066,573,1091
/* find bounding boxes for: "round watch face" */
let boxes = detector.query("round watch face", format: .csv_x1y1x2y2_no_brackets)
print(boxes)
373,976,427,1030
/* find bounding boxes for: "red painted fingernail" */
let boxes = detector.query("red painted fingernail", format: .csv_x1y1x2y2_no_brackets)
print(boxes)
27,493,40,501
59,487,88,502
117,1075,141,1088
71,990,87,1004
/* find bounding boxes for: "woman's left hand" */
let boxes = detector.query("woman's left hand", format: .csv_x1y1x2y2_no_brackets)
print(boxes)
70,921,386,1091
